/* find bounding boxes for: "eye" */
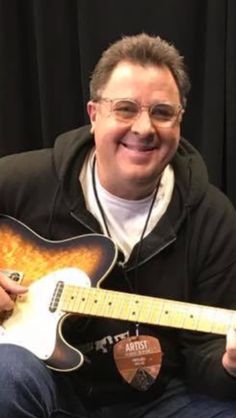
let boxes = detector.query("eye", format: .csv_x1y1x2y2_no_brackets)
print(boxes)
151,104,176,120
112,101,138,119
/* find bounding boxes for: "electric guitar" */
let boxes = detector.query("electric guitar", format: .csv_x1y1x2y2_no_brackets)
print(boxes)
0,215,235,372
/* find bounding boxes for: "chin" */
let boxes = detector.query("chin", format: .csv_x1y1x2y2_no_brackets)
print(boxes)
125,173,159,188
129,165,161,179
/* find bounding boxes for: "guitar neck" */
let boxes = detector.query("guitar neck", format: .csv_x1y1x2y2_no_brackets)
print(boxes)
59,285,236,335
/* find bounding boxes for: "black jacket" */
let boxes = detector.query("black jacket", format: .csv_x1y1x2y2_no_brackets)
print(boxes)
1,125,236,403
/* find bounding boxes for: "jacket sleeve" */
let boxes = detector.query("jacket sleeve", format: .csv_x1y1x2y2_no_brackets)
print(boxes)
181,185,236,399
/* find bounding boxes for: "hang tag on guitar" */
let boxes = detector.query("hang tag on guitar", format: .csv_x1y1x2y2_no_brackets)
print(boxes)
113,335,162,391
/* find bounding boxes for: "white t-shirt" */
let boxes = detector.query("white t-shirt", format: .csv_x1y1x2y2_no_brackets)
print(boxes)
80,149,174,261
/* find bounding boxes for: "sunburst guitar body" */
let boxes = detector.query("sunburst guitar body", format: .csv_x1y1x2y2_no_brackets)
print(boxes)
0,214,236,372
0,214,117,371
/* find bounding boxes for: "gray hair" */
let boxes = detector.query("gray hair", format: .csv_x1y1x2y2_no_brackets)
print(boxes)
89,33,191,107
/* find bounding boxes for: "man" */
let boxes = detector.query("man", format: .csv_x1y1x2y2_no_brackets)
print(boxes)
0,33,236,417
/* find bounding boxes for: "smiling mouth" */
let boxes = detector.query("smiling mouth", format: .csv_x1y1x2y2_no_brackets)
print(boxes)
122,142,156,152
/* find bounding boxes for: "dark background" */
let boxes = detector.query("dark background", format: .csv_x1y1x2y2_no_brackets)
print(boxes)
1,0,236,205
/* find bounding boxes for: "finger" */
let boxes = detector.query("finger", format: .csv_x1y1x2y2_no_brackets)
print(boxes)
226,328,236,356
224,328,236,368
0,272,28,295
0,287,14,311
222,329,236,376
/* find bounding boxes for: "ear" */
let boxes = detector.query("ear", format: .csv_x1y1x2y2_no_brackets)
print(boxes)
87,101,97,133
179,108,185,123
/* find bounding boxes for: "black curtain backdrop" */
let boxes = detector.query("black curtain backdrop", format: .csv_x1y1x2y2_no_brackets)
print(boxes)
0,0,236,205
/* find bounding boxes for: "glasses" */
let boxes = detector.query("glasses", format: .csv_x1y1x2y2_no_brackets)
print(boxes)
96,98,183,128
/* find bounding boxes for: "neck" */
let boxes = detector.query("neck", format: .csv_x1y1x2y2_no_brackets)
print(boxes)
100,178,158,200
113,185,158,200
95,165,159,201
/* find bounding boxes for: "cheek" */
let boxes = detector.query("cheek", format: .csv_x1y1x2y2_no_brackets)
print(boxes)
94,121,129,150
94,130,117,155
163,127,180,147
159,131,180,160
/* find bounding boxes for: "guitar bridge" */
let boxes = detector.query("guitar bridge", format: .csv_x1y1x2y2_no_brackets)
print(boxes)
0,269,24,285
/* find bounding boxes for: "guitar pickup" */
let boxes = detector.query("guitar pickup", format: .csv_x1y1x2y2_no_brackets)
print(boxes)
0,269,24,285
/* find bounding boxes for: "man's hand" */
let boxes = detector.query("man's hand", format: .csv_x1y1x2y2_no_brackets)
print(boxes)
222,328,236,377
0,272,28,312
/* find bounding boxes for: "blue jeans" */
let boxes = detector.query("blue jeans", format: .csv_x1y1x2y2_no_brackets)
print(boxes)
1,344,236,418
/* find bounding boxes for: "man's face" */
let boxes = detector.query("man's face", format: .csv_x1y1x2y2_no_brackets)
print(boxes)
87,61,183,199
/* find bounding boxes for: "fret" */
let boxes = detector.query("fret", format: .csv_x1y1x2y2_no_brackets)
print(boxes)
60,285,73,311
210,308,236,335
68,285,80,312
82,288,103,316
97,289,116,317
182,304,202,331
134,295,155,324
158,300,185,327
78,286,93,314
107,290,126,319
66,286,90,314
195,306,216,333
229,311,236,332
171,302,190,328
73,286,89,313
118,292,139,321
79,287,103,315
145,297,164,325
60,284,236,337
126,296,140,322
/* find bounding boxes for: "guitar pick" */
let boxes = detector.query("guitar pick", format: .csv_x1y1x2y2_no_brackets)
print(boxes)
113,335,162,391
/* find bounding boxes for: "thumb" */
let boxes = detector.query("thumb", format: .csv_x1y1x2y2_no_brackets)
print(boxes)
0,272,28,294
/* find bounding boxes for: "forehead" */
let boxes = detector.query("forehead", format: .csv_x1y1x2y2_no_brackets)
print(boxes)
101,61,180,101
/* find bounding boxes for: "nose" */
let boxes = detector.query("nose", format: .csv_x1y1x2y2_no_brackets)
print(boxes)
130,109,156,136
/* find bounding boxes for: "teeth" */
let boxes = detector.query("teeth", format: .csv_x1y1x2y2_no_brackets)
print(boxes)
123,143,154,151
